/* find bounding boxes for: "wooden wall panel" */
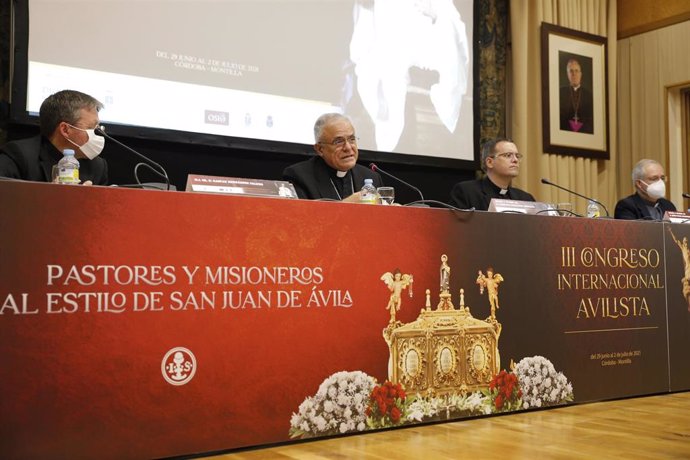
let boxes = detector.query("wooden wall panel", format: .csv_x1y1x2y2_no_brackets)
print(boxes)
618,20,690,206
618,0,690,38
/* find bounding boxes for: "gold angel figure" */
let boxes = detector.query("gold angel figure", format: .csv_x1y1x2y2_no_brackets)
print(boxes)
381,269,413,323
476,267,504,320
668,228,690,310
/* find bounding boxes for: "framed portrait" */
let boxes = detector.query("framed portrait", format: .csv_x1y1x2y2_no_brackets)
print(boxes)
541,23,609,159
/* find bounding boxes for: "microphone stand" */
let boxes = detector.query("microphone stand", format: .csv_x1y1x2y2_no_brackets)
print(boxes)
96,127,171,190
406,200,474,211
541,178,610,217
369,163,429,207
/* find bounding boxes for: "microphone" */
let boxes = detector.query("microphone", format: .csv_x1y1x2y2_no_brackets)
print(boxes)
541,178,610,217
95,127,171,190
369,163,426,205
683,193,690,199
110,183,175,191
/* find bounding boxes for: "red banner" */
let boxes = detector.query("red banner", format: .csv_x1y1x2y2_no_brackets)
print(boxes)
1,181,688,459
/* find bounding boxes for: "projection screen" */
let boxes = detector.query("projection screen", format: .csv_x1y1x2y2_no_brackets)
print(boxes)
13,0,476,165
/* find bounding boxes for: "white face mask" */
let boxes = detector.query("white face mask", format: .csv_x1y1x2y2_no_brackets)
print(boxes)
67,125,105,159
641,179,666,200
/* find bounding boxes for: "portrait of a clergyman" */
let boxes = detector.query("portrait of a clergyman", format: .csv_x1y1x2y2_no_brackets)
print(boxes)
558,52,594,134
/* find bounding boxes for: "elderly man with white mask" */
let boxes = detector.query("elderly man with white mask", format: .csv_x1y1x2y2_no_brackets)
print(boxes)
614,159,676,220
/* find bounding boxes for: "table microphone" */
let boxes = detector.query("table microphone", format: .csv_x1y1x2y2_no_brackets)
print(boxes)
541,178,610,217
95,127,171,190
369,163,426,205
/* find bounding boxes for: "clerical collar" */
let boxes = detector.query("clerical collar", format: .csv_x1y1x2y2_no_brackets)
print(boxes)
330,171,354,200
484,176,511,196
43,136,65,162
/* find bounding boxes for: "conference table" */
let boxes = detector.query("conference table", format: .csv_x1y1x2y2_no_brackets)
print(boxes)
1,180,688,459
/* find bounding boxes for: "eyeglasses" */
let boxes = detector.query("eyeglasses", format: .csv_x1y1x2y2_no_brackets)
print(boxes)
493,151,523,160
319,136,358,148
67,122,104,131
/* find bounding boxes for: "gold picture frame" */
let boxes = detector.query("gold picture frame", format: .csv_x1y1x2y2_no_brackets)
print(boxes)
541,23,609,159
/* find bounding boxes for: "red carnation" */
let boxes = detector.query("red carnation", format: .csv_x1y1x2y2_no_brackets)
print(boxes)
489,369,522,412
494,393,504,410
380,402,388,415
390,406,402,423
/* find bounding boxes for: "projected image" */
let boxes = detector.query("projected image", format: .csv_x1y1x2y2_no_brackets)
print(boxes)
348,0,469,152
24,0,473,162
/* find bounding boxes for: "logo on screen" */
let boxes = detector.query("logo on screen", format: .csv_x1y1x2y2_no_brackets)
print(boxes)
204,110,229,126
161,347,197,386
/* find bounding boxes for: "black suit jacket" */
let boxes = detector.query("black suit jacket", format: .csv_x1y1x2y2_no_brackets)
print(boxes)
450,176,535,211
614,193,676,220
282,156,383,200
0,135,108,185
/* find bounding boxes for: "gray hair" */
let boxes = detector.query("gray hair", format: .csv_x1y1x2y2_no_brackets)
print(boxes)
566,57,582,71
631,159,661,186
313,113,352,143
480,137,514,172
39,89,104,138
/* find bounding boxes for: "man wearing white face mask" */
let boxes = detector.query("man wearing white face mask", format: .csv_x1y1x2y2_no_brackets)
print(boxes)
614,159,676,220
0,90,108,185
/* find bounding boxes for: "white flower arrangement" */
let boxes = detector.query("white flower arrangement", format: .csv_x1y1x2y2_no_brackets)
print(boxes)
514,356,574,409
289,370,377,438
290,357,573,438
406,391,491,422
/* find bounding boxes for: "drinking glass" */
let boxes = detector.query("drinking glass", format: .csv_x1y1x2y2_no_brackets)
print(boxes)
545,203,559,216
377,187,395,205
557,202,573,216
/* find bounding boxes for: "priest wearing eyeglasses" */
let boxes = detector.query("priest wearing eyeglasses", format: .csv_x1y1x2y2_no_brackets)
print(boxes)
283,113,383,201
449,138,535,211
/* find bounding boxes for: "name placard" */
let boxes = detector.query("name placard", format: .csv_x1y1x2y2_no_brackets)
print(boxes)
185,174,297,199
663,211,690,224
488,198,553,215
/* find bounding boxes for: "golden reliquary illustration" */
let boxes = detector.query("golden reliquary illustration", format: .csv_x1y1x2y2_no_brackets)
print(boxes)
382,255,503,396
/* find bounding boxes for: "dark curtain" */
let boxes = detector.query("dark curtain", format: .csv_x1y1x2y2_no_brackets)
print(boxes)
479,0,509,144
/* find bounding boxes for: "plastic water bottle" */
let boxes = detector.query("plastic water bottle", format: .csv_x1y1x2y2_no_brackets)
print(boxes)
587,200,600,218
360,178,378,204
57,149,80,184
